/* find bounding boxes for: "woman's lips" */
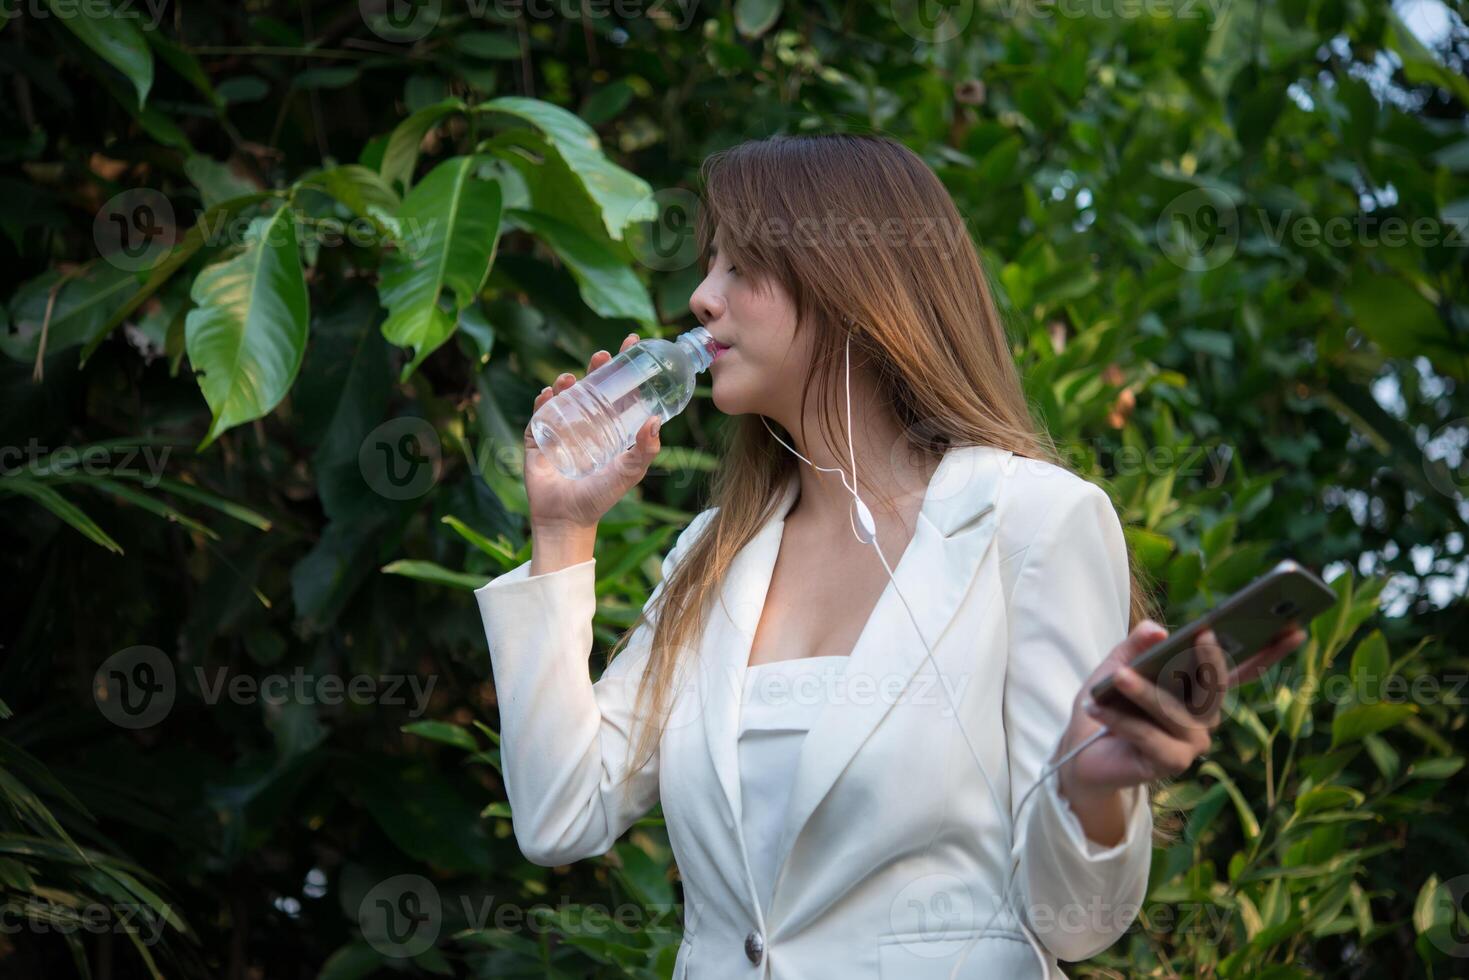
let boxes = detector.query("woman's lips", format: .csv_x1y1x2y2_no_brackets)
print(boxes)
713,342,731,361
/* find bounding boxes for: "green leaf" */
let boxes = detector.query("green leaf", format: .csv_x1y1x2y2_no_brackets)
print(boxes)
401,721,478,751
299,165,401,234
1293,785,1364,817
378,156,503,381
1409,756,1465,780
140,475,272,531
1344,275,1452,360
482,129,620,250
145,31,222,110
734,0,783,38
80,193,274,366
0,478,121,555
94,68,188,150
184,155,260,210
318,942,385,980
1199,761,1261,840
1122,526,1174,571
1347,629,1389,706
46,0,153,107
506,209,656,325
477,96,655,240
90,476,218,539
380,560,489,591
2,263,136,363
1331,702,1416,748
352,759,495,873
380,99,467,194
184,205,309,448
440,515,515,562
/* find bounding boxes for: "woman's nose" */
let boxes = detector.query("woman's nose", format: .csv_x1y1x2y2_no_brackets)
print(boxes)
689,278,724,325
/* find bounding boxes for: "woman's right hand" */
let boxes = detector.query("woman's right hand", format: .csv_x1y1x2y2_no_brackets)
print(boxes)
523,332,664,533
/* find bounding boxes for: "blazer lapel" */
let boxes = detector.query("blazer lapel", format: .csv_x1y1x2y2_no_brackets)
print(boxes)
769,443,1012,921
694,443,1015,925
695,472,802,920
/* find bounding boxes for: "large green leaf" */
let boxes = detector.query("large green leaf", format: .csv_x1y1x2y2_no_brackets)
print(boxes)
45,0,153,107
379,98,467,194
1343,275,1452,361
80,192,275,366
184,155,260,210
351,759,496,874
1331,702,1417,748
298,165,401,239
477,96,656,240
482,128,619,249
507,208,657,326
184,205,309,448
378,156,503,381
2,263,136,364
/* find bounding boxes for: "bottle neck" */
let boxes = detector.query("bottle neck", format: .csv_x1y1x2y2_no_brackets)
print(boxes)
676,326,717,374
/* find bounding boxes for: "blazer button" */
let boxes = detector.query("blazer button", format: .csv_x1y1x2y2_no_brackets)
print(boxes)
744,930,764,965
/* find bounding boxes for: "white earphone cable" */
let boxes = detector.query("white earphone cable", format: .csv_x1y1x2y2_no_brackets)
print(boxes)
758,331,1112,978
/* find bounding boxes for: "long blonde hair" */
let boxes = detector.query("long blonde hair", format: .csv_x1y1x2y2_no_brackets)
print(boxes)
612,133,1159,774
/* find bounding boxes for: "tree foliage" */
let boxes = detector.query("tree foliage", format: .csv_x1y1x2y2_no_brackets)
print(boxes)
1,0,1466,977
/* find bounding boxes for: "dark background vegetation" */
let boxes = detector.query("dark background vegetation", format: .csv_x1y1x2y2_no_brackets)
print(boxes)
1,0,1467,976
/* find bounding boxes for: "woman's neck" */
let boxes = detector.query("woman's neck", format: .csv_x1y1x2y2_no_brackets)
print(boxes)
771,374,939,527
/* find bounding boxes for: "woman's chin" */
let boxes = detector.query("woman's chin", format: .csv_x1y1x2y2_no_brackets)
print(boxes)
709,374,748,416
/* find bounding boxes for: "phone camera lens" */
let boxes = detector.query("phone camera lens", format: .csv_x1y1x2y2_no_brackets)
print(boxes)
1272,599,1298,618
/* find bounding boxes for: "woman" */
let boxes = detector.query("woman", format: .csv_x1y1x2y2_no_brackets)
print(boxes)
475,134,1305,979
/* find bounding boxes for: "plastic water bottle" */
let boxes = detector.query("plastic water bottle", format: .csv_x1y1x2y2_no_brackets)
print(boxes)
530,326,719,479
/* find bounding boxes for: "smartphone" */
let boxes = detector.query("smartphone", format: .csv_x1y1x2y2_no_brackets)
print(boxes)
1089,559,1337,713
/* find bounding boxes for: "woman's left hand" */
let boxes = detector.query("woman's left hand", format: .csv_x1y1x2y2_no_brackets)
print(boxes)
1057,618,1308,800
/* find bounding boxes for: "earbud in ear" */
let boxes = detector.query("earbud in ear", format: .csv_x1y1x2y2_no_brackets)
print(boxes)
852,496,877,544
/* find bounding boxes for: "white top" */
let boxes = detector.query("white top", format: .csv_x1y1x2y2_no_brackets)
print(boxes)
737,655,849,914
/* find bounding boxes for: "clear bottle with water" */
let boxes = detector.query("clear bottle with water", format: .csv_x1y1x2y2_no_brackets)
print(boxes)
530,326,718,479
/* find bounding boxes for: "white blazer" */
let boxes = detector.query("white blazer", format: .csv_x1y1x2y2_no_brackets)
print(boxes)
475,444,1152,979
